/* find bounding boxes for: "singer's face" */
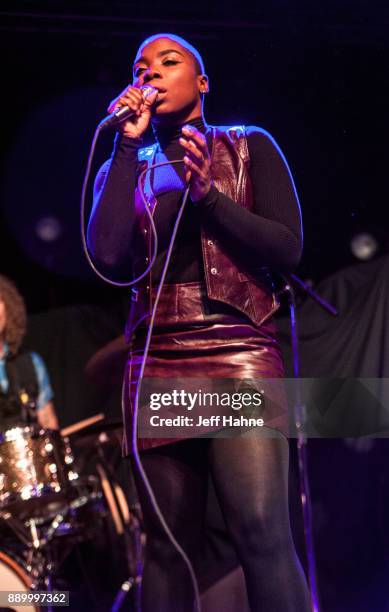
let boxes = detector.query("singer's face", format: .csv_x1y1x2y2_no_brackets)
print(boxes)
132,37,207,124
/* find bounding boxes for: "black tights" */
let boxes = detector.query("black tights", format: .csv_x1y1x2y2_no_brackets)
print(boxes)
130,431,311,612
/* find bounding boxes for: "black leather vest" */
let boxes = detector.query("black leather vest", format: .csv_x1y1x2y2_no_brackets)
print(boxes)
126,125,279,340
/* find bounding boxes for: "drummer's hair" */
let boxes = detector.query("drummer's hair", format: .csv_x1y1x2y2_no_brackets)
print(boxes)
0,275,27,355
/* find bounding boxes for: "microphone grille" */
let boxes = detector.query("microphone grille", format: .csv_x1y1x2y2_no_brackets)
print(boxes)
140,85,157,100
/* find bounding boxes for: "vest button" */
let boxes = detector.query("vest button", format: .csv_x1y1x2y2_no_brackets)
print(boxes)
210,267,218,275
143,229,148,235
207,240,214,246
145,257,149,263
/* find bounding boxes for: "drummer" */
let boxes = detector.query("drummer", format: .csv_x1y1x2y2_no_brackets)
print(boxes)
0,275,58,431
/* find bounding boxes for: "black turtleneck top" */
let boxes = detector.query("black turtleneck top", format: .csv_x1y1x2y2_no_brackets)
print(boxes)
88,116,302,284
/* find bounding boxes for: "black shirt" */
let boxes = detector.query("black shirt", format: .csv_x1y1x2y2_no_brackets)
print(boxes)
88,116,303,283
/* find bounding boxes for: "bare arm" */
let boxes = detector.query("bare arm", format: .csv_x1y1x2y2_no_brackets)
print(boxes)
37,401,59,430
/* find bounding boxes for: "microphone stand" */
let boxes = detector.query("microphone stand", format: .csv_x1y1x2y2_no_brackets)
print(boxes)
279,273,338,612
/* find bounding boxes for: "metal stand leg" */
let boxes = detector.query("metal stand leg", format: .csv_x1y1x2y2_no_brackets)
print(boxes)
284,281,321,612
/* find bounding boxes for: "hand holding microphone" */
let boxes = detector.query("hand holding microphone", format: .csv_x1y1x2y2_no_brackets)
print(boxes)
100,85,158,137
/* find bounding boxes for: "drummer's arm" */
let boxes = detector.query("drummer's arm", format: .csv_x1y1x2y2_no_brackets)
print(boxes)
37,401,59,430
30,352,58,429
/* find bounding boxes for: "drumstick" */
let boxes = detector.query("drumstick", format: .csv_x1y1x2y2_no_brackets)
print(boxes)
113,483,131,524
96,463,124,535
60,413,105,436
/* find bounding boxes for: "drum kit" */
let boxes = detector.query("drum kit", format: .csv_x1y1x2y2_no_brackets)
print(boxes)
0,341,144,611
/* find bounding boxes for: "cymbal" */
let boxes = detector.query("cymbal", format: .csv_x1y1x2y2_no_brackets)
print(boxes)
61,414,122,448
70,422,123,449
73,418,123,439
85,335,128,388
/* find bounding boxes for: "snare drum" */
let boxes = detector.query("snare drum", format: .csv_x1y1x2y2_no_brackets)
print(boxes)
0,550,41,612
0,426,79,519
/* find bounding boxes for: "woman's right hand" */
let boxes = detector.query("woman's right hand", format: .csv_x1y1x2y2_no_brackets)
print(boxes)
107,85,158,139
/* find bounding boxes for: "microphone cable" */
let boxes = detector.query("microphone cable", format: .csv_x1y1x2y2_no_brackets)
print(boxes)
81,122,202,612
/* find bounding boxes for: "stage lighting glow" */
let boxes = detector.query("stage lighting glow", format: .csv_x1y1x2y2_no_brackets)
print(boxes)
350,232,378,261
35,216,62,242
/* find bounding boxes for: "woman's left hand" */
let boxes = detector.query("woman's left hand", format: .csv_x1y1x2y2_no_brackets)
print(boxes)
179,125,212,202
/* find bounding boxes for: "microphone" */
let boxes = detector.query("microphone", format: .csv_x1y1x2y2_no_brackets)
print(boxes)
98,85,157,131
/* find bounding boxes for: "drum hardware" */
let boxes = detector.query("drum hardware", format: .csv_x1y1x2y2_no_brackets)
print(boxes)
65,417,144,611
19,389,38,428
0,420,103,604
28,518,40,549
111,575,142,612
0,514,64,612
0,415,144,608
0,511,31,546
2,509,72,578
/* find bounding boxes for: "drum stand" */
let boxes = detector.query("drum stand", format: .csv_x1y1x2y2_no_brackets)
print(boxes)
1,505,80,610
26,518,56,612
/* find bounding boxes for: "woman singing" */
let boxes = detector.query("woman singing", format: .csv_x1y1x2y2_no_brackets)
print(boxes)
87,33,310,612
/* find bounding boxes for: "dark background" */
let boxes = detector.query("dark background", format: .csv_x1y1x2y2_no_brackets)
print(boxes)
1,0,389,312
1,4,389,611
